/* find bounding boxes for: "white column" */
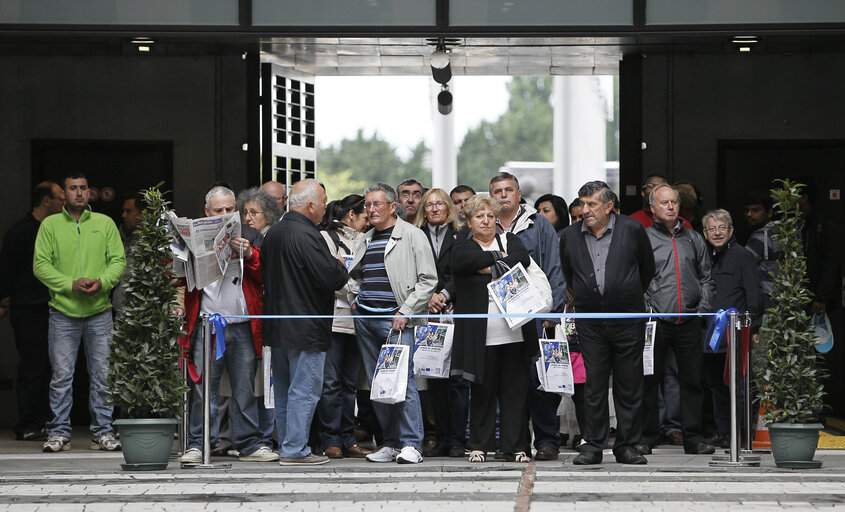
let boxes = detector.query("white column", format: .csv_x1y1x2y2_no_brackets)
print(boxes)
552,76,609,203
431,79,457,191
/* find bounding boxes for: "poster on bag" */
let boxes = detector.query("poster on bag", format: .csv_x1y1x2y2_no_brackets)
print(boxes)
413,323,454,378
488,263,550,330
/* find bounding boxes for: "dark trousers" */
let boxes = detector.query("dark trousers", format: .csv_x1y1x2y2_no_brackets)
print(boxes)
641,320,706,448
703,352,730,436
529,322,562,449
469,343,530,455
428,375,470,449
316,331,362,449
577,320,644,455
11,304,52,436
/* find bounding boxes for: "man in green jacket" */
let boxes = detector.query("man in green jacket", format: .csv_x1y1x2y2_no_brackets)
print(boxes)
33,172,126,453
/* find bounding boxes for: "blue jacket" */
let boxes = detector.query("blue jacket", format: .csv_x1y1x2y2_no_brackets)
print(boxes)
498,204,566,317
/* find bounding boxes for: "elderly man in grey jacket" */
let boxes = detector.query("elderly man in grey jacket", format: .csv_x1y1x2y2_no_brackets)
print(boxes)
347,182,438,465
640,184,716,456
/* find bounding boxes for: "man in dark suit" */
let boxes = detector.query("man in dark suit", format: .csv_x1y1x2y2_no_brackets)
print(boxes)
417,188,469,458
261,179,349,465
559,180,655,465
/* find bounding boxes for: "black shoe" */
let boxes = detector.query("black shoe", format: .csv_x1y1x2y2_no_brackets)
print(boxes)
708,433,730,448
572,451,602,465
17,429,48,441
423,443,449,457
571,435,582,451
634,443,652,455
684,442,715,455
615,446,648,465
534,445,560,461
448,446,465,458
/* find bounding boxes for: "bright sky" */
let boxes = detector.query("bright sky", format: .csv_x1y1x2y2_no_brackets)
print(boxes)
316,76,510,159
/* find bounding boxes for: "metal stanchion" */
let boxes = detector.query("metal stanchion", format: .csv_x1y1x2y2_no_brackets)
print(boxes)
711,310,760,467
182,314,230,469
178,352,189,456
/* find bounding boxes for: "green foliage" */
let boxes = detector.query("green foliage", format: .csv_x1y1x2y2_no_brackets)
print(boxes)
457,77,554,191
755,179,827,423
108,185,187,418
317,129,431,200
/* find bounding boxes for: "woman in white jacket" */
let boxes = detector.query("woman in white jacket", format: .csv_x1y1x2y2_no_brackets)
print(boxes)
315,194,373,459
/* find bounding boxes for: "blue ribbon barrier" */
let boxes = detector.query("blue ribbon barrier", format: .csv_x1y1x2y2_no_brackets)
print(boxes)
216,312,716,321
209,313,228,360
705,308,737,352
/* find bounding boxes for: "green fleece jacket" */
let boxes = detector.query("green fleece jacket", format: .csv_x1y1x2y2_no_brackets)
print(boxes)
33,207,126,318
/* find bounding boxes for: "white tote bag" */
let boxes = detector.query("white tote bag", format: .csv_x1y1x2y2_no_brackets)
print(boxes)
413,322,455,378
370,330,410,404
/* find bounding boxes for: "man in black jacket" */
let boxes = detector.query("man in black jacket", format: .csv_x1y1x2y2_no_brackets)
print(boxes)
560,181,655,465
261,179,349,465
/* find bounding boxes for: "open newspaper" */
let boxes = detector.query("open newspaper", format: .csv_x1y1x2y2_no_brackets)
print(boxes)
487,262,550,329
535,338,575,396
167,211,241,290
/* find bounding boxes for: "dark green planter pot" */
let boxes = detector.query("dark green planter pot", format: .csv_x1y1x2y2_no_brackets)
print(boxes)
114,418,178,471
768,422,823,469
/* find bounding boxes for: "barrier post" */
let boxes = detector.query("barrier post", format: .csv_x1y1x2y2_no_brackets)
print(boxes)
181,313,230,469
711,310,759,466
742,312,754,453
180,355,189,456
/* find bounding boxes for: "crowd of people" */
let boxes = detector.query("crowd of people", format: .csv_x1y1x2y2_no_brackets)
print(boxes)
0,169,837,466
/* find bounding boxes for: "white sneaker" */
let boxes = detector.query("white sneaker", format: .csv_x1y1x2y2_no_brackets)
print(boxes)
239,446,279,462
396,446,423,464
90,433,121,451
365,446,400,463
180,447,202,463
43,435,70,453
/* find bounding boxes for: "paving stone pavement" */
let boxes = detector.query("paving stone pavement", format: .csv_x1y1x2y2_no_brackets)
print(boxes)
2,432,845,511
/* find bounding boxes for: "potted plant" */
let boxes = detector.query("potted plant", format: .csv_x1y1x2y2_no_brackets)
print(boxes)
755,179,828,468
108,185,188,471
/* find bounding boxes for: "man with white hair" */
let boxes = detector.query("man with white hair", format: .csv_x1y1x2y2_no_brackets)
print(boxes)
178,185,278,464
261,179,349,465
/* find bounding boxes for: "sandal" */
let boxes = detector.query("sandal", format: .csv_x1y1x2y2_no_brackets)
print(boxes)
468,450,486,463
513,452,530,463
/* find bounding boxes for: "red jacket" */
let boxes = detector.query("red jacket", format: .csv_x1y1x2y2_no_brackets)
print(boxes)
179,247,263,383
630,208,693,230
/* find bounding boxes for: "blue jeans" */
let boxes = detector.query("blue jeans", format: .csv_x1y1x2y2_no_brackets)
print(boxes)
272,347,326,458
353,312,424,451
316,331,362,449
47,308,114,438
188,321,262,455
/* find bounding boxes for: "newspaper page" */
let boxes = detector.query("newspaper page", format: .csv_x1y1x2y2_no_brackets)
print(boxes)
166,211,241,290
413,323,454,378
487,262,550,330
643,320,656,376
536,339,575,396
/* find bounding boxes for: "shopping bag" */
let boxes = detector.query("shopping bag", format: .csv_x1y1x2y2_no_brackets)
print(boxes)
536,325,575,396
370,330,410,404
813,313,834,353
413,322,454,378
562,311,586,384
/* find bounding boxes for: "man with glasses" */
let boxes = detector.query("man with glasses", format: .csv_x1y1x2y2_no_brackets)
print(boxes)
347,182,438,464
701,209,762,448
397,179,425,223
641,184,715,456
0,181,64,442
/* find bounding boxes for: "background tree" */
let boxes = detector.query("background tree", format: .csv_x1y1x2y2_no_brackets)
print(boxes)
457,77,554,191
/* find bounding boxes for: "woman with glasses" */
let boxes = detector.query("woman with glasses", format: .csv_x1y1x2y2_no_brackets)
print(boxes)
414,188,469,458
700,209,762,448
238,187,282,235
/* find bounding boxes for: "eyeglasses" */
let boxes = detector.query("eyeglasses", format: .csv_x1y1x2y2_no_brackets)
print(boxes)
244,209,264,218
705,225,730,233
424,201,447,210
364,201,389,210
399,190,423,200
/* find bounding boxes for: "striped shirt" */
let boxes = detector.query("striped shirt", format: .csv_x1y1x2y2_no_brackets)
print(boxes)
357,228,398,313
